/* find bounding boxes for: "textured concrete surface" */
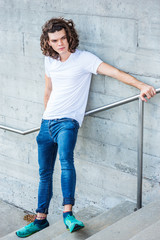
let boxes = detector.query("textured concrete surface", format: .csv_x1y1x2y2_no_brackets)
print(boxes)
0,0,160,215
1,204,103,240
0,199,60,238
86,200,160,240
0,199,30,238
53,201,135,240
129,219,160,240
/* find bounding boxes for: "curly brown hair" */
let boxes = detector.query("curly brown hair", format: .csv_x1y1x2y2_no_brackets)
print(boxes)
40,18,79,59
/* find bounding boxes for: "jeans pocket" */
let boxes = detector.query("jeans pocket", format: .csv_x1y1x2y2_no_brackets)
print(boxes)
72,119,79,129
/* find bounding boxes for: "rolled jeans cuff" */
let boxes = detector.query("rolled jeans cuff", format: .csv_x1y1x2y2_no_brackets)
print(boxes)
35,208,48,214
62,197,75,206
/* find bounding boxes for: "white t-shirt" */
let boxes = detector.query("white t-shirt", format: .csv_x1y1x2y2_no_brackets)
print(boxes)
43,49,103,126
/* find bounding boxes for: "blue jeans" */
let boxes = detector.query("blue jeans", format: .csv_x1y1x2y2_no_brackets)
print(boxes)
35,118,79,214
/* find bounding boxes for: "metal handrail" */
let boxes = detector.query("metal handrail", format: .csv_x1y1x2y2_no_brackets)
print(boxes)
0,125,40,135
85,88,160,115
0,94,140,135
1,87,160,209
1,88,160,134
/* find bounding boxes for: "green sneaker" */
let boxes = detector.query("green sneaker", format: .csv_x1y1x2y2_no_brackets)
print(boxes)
64,214,84,233
16,221,49,238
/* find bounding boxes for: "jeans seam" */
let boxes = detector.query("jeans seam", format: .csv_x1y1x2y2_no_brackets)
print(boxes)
45,175,52,213
48,120,54,141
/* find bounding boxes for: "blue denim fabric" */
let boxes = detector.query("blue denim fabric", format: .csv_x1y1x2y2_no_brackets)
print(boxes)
36,118,79,214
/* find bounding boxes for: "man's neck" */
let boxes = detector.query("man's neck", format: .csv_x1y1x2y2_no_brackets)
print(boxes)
60,51,71,62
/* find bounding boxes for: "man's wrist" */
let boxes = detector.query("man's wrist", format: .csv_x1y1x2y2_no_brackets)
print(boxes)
130,76,148,91
136,82,147,91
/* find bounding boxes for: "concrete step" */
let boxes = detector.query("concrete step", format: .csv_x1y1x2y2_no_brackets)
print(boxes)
28,205,103,240
86,200,160,240
129,219,160,240
53,201,136,240
0,200,29,238
1,205,103,240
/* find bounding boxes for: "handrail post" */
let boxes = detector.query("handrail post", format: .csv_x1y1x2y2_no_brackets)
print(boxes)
137,98,144,209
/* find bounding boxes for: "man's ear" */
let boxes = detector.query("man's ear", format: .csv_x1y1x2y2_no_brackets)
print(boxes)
48,40,51,46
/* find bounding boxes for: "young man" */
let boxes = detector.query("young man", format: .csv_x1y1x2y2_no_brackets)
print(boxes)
16,18,156,238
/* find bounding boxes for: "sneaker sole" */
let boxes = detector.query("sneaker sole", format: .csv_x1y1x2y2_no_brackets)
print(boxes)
66,223,85,233
16,229,40,238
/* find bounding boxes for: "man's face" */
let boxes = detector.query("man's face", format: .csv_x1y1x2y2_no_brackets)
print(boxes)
48,29,69,55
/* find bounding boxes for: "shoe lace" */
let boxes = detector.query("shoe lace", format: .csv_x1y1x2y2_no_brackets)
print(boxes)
66,215,75,221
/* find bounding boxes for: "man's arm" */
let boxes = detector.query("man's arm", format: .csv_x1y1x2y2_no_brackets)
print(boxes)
97,62,156,102
44,74,52,109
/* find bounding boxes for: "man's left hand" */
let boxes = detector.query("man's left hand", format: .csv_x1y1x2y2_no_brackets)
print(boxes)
140,84,156,102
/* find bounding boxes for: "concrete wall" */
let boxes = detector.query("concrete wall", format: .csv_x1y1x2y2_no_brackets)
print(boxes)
0,0,160,215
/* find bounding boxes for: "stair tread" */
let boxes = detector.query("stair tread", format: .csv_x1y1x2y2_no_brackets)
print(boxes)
0,200,28,238
1,205,103,240
86,200,160,240
53,201,136,240
129,219,160,240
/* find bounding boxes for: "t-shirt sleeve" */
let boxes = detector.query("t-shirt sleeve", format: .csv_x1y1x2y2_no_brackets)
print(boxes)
44,56,50,77
81,51,103,75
